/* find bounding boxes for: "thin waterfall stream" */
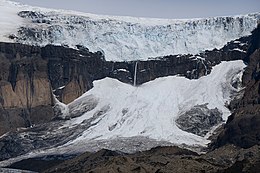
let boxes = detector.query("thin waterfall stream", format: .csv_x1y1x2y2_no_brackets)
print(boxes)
134,61,138,86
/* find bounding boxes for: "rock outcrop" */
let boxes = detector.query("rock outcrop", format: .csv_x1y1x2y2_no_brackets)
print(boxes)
0,33,250,135
0,80,22,108
6,144,260,173
213,24,260,148
0,44,54,134
176,104,223,137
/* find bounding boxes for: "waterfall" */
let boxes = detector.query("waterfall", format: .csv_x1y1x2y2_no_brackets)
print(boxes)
134,61,138,86
201,60,208,75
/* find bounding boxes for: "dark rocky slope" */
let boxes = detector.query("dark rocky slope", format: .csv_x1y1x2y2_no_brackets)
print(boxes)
213,24,260,149
8,144,259,173
45,145,259,173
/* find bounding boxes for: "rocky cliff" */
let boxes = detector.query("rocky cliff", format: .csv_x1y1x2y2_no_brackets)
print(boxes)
0,44,54,135
213,24,260,149
4,25,259,173
0,36,248,136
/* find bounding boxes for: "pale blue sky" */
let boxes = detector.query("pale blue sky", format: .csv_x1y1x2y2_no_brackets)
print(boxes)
12,0,260,19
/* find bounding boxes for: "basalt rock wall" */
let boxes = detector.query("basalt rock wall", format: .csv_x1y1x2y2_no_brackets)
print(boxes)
0,36,248,135
213,24,260,149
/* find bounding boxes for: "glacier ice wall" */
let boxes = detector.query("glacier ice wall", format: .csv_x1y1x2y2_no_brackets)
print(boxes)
16,12,259,61
1,0,259,61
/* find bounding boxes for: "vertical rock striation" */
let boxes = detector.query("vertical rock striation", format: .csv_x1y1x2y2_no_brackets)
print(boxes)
0,33,251,135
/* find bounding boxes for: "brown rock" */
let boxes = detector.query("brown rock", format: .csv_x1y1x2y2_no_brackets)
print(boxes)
0,51,55,135
0,80,22,108
15,78,53,108
41,145,260,173
62,76,88,104
29,105,54,125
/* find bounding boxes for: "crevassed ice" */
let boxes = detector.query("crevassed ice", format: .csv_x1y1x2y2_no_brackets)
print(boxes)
0,0,259,61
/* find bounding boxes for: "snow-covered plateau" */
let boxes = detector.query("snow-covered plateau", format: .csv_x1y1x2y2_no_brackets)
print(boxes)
0,0,259,61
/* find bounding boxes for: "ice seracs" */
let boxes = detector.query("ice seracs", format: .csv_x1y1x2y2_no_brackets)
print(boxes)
0,0,259,61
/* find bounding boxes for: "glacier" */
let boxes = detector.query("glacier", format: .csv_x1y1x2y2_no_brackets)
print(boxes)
0,0,259,61
0,60,246,167
55,60,246,149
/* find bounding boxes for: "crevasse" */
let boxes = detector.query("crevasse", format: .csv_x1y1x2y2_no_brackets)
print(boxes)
17,12,260,61
0,0,259,61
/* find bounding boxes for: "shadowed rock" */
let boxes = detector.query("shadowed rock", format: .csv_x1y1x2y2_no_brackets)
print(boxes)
176,104,223,136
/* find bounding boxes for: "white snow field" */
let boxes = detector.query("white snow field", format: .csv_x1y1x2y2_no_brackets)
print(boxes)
0,0,259,61
57,60,246,148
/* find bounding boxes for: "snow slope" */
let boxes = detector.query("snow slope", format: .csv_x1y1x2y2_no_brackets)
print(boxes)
0,0,259,61
57,60,246,147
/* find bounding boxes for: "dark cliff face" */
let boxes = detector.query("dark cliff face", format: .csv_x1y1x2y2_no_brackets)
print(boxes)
213,24,260,149
0,44,54,135
0,34,249,135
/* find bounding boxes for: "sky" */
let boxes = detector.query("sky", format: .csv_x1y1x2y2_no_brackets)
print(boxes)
12,0,260,19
